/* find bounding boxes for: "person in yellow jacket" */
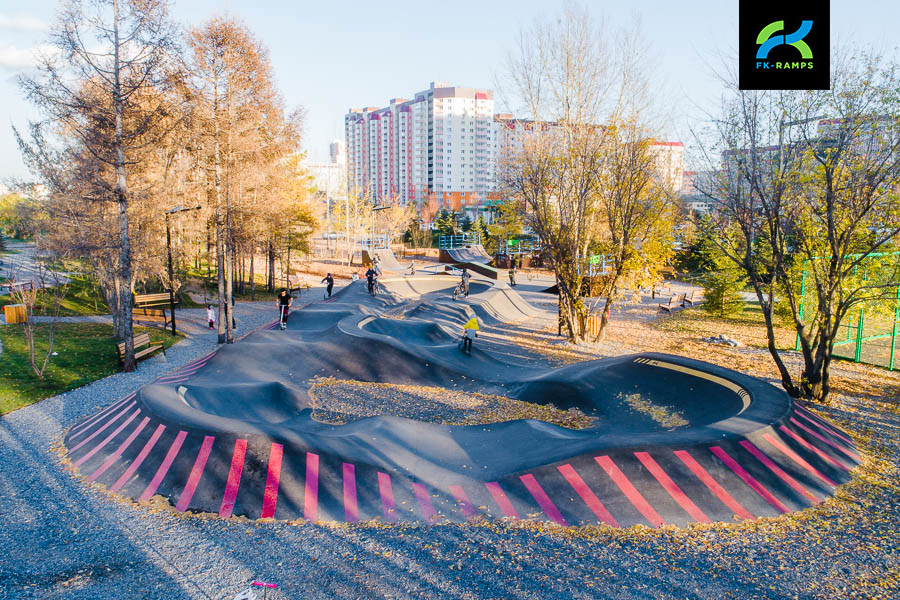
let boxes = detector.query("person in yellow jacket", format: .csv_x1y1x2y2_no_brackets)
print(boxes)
461,317,479,354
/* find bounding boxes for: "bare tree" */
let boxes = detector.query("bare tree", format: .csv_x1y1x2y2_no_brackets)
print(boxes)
16,0,181,371
695,49,900,403
8,270,68,380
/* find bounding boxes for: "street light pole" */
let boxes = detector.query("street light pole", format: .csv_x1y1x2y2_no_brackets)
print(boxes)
165,205,202,336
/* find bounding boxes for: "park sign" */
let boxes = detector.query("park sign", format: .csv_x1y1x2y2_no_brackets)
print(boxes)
739,0,830,90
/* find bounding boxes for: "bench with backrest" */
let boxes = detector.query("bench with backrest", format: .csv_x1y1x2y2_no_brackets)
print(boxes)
682,289,702,307
658,293,686,313
133,292,177,329
116,332,164,367
1,280,35,294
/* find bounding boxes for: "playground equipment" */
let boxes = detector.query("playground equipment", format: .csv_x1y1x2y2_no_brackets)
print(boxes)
505,235,541,255
795,251,899,370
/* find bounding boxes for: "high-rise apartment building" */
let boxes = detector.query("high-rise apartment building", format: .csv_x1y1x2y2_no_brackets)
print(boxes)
345,82,497,211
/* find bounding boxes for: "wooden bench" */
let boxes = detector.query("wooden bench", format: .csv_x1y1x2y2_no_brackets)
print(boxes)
116,332,164,366
682,290,702,307
1,280,34,294
133,292,177,330
658,293,685,313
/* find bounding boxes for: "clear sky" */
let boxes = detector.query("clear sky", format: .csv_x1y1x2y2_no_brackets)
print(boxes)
1,0,897,182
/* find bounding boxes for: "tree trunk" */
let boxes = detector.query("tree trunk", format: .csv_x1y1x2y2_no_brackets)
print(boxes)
249,250,255,301
112,0,135,372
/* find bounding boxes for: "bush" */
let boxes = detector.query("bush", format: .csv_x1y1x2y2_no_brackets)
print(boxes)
703,268,746,317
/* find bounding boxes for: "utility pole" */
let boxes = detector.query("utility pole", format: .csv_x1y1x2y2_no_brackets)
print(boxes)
165,205,202,336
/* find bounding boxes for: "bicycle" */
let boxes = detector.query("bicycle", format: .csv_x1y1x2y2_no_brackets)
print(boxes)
368,277,379,297
452,280,466,301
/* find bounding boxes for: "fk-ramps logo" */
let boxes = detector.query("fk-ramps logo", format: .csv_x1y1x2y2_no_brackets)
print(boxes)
739,1,830,90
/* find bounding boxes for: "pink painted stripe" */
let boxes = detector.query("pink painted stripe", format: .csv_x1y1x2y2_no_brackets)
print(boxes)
73,408,141,468
634,452,711,523
378,472,399,522
87,416,150,482
70,395,133,437
779,425,849,472
448,485,477,518
69,401,137,452
485,482,520,520
790,418,860,461
342,463,358,522
557,464,618,527
795,409,853,444
304,452,319,522
138,430,188,502
594,456,665,528
260,443,284,519
218,439,248,518
175,436,215,512
673,450,753,520
519,474,568,526
763,433,837,487
110,424,166,493
412,483,436,521
709,446,788,513
739,441,820,505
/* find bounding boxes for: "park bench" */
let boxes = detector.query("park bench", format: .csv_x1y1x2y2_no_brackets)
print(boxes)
658,293,685,314
133,292,177,330
1,280,34,294
682,289,702,307
116,332,164,367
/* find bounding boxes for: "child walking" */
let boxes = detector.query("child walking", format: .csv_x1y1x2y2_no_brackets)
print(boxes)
207,304,215,329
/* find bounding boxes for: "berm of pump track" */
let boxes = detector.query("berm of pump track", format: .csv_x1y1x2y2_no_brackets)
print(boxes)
65,276,861,527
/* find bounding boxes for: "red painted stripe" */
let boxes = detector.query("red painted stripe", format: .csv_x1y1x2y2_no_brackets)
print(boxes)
110,424,166,493
69,401,137,452
304,452,319,522
634,452,711,523
709,446,788,513
218,439,248,518
138,430,188,502
519,474,568,526
69,395,133,437
763,433,837,487
175,436,215,512
557,464,618,527
739,441,820,504
673,450,753,520
594,456,665,528
72,408,141,468
485,482,519,520
779,425,849,472
342,463,358,522
412,483,436,521
87,416,150,482
448,485,476,518
259,443,283,519
794,406,853,444
790,418,860,461
378,472,398,522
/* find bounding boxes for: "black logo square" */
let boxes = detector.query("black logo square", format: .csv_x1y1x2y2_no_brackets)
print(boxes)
739,0,830,90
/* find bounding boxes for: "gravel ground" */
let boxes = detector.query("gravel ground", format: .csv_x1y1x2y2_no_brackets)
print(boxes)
309,377,595,429
1,295,899,599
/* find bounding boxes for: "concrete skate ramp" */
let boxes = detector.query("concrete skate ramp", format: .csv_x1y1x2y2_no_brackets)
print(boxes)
362,249,405,272
440,247,492,264
379,276,490,299
66,266,860,528
456,261,502,280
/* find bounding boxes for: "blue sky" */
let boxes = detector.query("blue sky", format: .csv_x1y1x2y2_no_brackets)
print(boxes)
1,0,897,182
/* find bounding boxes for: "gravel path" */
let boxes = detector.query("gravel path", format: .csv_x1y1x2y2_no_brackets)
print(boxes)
1,295,898,599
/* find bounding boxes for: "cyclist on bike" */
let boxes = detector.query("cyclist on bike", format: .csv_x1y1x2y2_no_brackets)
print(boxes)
276,288,292,329
508,256,517,286
321,273,334,298
365,266,378,296
460,267,471,298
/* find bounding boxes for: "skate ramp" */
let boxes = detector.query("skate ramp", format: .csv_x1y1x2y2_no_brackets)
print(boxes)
362,249,405,272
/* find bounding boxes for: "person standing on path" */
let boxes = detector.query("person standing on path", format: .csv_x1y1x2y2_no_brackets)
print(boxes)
461,267,471,298
321,273,334,298
207,304,215,329
276,288,293,329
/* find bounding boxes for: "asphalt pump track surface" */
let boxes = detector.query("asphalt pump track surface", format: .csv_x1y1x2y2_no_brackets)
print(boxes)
65,276,861,527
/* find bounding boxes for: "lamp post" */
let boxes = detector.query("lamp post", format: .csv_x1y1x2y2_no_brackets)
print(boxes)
165,205,202,336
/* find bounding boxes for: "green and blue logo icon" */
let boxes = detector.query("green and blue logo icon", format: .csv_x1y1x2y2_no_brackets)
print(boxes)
755,20,814,70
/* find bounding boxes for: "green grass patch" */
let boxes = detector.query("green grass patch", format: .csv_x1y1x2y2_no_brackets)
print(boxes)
652,300,796,350
0,322,183,415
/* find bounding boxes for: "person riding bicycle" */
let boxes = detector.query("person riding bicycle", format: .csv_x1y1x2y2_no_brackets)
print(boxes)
365,266,378,295
321,273,334,298
276,288,292,329
460,267,471,298
508,256,517,286
461,317,479,354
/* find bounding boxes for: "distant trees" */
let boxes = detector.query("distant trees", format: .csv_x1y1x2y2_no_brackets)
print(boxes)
695,49,900,403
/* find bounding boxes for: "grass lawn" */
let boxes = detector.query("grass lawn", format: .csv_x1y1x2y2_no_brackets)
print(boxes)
0,322,183,415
